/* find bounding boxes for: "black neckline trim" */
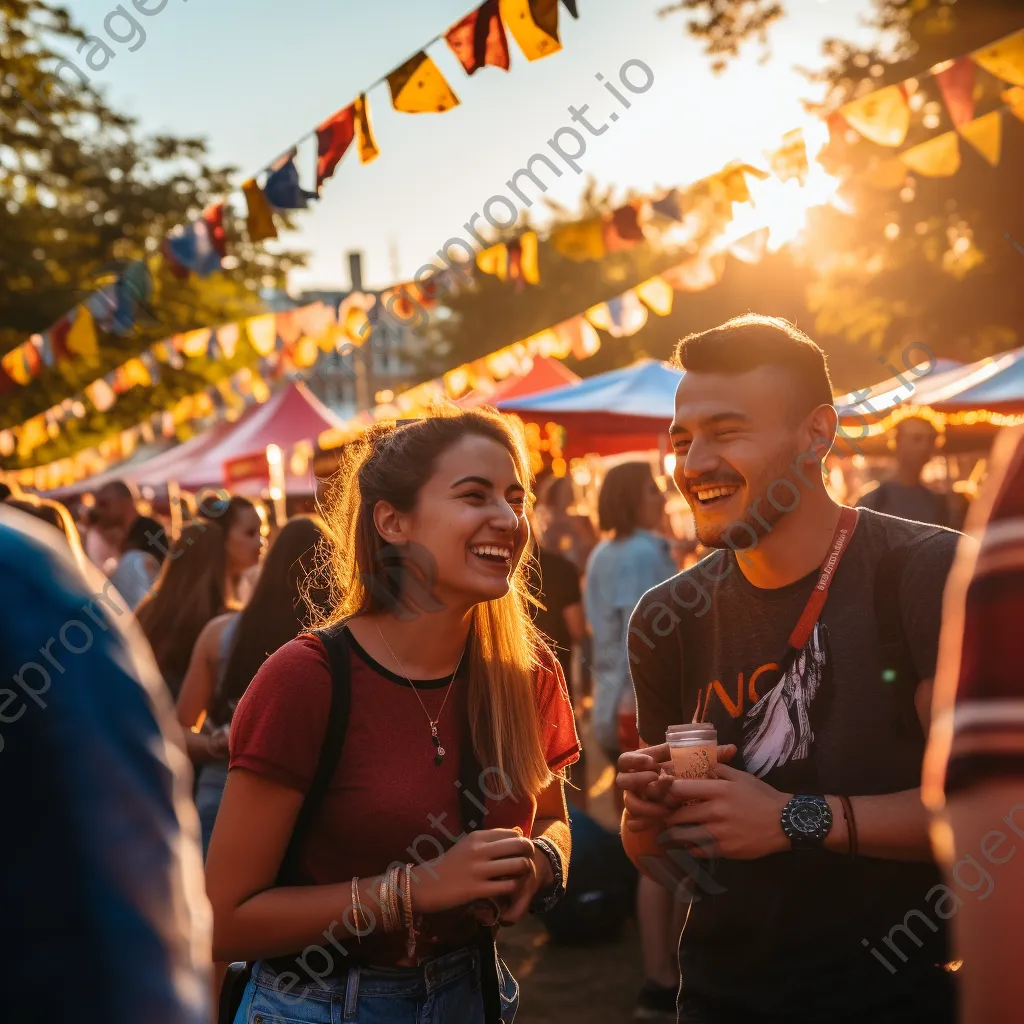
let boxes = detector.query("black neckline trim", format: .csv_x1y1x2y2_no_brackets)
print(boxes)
344,627,466,689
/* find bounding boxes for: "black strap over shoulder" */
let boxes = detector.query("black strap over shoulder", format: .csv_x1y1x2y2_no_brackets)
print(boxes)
873,531,943,743
276,624,353,887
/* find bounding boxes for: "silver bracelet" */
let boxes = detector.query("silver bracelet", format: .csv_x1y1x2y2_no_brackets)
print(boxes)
529,837,565,914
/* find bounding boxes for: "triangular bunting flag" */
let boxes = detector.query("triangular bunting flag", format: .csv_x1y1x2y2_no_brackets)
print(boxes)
604,203,644,252
840,85,911,147
120,357,152,390
519,230,539,284
652,189,684,221
959,110,1002,166
935,57,975,128
316,104,356,189
973,30,1024,87
217,323,241,360
264,151,317,209
477,243,509,280
242,178,277,242
388,52,460,113
585,302,613,332
900,130,961,177
181,328,212,358
661,252,726,292
66,305,99,361
354,94,379,164
606,291,648,337
446,0,510,74
549,217,606,260
1,346,32,386
635,276,673,316
730,227,770,264
560,0,578,17
1005,86,1024,122
769,129,808,183
500,0,561,61
202,203,228,258
246,314,279,356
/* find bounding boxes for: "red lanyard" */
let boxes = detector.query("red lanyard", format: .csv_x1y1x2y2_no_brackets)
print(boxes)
787,506,860,651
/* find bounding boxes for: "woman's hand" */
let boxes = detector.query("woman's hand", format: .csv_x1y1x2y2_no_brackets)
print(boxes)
410,828,535,915
208,725,231,760
497,844,551,926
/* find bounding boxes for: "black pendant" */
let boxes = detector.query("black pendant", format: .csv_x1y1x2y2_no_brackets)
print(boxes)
434,753,444,767
431,735,440,747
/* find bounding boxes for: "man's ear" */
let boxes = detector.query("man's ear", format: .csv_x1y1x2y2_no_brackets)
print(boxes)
372,499,407,546
806,405,838,460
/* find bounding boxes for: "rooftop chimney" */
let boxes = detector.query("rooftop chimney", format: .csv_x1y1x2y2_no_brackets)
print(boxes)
347,251,363,293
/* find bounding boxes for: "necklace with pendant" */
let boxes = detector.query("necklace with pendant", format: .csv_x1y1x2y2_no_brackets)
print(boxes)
375,623,465,767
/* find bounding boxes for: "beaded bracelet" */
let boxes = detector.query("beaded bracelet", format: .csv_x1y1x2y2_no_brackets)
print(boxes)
401,863,420,960
350,876,365,944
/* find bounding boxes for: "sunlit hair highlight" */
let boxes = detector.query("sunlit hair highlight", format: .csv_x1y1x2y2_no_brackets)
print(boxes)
313,403,553,798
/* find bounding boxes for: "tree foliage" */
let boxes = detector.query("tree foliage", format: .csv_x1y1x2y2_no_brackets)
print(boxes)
0,0,303,466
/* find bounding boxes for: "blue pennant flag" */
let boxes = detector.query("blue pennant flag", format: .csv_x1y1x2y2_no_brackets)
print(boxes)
264,153,318,211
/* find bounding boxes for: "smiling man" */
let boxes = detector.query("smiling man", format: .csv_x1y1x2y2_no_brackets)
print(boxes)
616,315,961,1024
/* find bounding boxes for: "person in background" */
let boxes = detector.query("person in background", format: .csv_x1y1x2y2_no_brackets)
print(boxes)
857,416,958,527
535,472,598,575
195,491,267,606
6,494,85,559
585,460,680,1022
925,425,1024,1024
527,521,587,808
137,499,264,699
207,409,579,1024
177,515,330,858
0,504,211,1024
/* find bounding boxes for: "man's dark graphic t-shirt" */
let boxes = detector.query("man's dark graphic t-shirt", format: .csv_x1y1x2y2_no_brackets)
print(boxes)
629,509,960,1022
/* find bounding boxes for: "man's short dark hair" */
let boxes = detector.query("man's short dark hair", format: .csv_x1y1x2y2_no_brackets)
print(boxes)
673,314,834,419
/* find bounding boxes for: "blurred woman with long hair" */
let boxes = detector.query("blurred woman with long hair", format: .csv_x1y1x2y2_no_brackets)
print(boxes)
207,408,580,1024
137,496,264,698
177,515,330,857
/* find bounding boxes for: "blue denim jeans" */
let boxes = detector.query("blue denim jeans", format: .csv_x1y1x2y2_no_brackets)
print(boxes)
232,945,519,1024
195,760,228,861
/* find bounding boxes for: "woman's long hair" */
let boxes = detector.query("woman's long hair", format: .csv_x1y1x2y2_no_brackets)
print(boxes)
598,461,657,539
315,405,552,798
209,515,330,725
136,523,228,691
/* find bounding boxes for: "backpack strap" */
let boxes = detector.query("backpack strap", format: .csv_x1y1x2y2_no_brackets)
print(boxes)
873,533,942,744
276,624,353,886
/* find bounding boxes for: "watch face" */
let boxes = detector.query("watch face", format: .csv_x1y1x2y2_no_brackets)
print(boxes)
783,795,833,843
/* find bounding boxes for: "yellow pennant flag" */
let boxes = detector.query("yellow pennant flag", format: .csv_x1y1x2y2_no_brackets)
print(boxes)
519,231,540,284
585,303,613,332
181,328,212,358
1,346,32,385
246,313,278,356
388,52,460,113
477,243,509,280
217,323,240,360
549,217,606,261
959,110,1003,166
120,357,152,389
900,131,961,177
17,415,48,459
242,178,277,242
500,0,561,61
354,93,379,164
1005,86,1024,122
85,378,116,412
291,337,320,369
840,85,910,147
973,30,1024,87
67,305,99,361
635,276,674,317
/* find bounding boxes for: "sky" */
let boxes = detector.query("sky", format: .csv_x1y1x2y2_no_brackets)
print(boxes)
63,0,877,293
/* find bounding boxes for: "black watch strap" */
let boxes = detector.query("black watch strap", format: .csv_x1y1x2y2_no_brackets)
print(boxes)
781,794,833,849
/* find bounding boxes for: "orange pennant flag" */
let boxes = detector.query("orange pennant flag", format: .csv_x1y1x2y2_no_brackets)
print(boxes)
900,131,961,177
661,253,726,292
840,85,911,147
316,104,356,189
354,93,379,164
934,57,975,128
499,0,561,62
519,231,540,284
1,345,33,385
242,179,277,242
446,0,510,74
959,110,1002,166
388,52,460,113
477,243,509,280
181,328,212,357
973,30,1024,87
1005,86,1024,122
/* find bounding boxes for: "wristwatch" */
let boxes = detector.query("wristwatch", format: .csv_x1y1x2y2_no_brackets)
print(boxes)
781,794,833,849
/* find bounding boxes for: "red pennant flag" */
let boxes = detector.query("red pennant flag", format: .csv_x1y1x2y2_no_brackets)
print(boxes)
935,57,975,128
316,104,356,189
202,202,228,258
446,0,510,74
604,203,644,251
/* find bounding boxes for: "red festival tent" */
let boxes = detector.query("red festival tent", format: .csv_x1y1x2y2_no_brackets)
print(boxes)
458,357,582,409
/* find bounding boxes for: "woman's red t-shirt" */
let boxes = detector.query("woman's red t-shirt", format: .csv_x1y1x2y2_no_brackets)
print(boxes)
229,629,580,962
